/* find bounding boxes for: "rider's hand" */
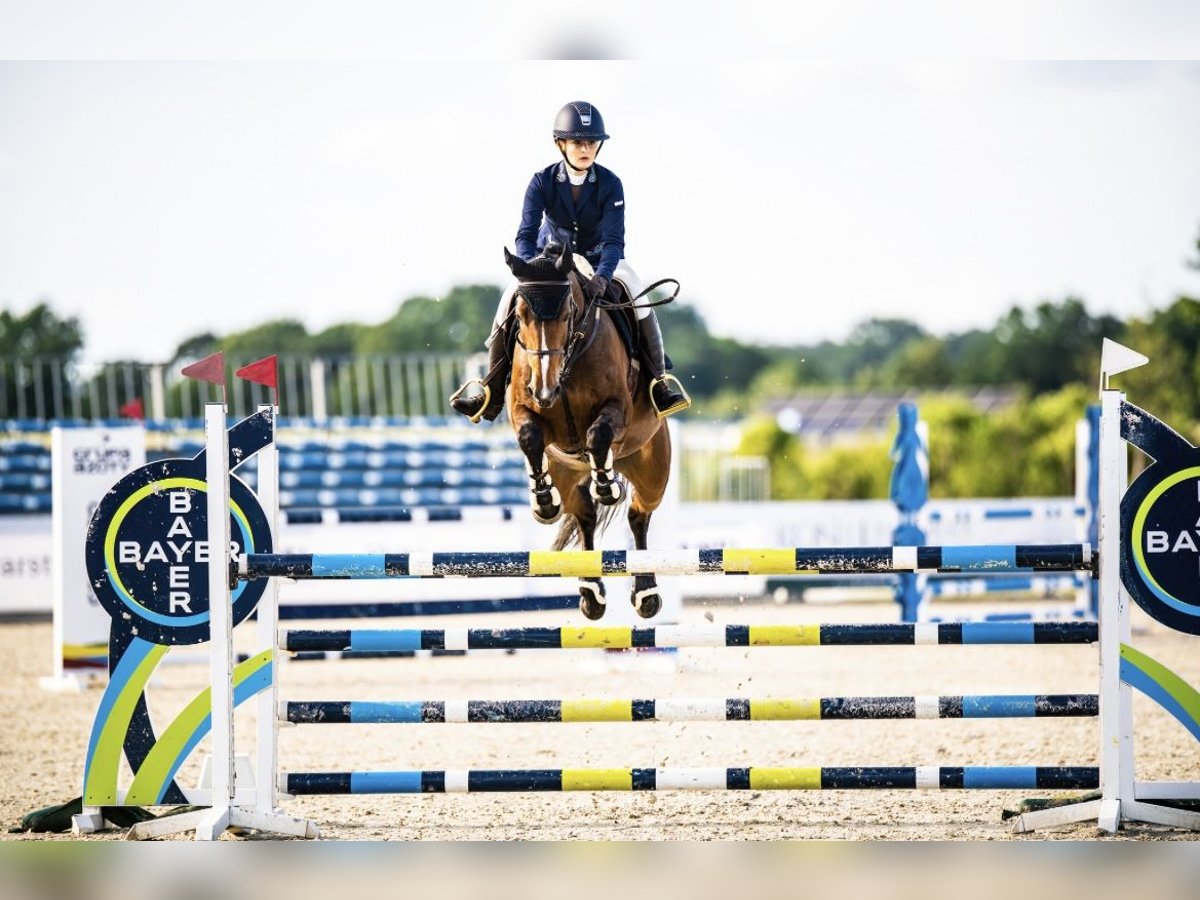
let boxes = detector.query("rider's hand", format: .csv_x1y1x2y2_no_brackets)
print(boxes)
586,274,609,299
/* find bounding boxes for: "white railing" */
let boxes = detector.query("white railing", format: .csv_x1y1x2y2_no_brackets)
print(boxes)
0,354,470,422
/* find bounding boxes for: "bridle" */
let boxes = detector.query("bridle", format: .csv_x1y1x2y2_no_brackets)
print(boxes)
513,276,601,387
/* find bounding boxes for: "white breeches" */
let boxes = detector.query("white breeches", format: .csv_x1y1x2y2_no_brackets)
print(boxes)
489,258,649,342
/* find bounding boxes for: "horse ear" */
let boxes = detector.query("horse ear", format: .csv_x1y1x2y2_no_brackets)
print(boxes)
504,247,532,278
555,248,574,276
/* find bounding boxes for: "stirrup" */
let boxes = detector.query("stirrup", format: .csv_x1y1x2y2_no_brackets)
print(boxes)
648,374,691,419
448,379,491,424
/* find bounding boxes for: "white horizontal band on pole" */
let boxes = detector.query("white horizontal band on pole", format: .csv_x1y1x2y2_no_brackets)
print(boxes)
656,768,729,790
915,697,941,719
915,767,941,789
655,699,727,721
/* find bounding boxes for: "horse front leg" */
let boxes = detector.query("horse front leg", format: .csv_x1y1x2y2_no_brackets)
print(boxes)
585,401,626,507
558,473,606,621
513,412,561,524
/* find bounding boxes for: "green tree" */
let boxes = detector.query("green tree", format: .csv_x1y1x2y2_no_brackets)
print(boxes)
0,302,85,418
358,285,501,355
876,336,952,387
218,319,312,358
171,332,220,362
1119,297,1200,440
954,299,1123,393
0,301,85,357
307,323,365,355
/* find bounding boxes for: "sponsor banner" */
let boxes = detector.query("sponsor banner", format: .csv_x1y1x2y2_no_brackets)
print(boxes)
0,517,52,614
51,427,146,675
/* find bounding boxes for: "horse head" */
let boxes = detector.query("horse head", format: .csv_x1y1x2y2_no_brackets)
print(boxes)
505,246,584,410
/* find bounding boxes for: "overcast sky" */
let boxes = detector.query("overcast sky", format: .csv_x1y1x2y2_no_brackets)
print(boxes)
2,8,1199,363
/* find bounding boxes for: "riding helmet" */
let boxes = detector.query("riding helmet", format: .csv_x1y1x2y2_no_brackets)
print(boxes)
552,101,610,141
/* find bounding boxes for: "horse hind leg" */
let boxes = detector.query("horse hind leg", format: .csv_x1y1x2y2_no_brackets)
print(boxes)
623,426,671,619
628,505,662,619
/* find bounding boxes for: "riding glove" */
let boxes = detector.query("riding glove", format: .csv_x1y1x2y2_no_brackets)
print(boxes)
586,274,609,299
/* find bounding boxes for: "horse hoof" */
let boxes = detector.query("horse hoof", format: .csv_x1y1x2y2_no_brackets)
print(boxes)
589,476,625,506
580,580,606,620
530,485,562,523
532,505,562,524
632,587,662,619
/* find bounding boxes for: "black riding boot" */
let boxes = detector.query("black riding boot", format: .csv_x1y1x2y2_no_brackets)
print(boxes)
449,333,510,422
637,309,691,418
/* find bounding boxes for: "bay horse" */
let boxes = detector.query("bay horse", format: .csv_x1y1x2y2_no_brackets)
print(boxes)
503,245,671,620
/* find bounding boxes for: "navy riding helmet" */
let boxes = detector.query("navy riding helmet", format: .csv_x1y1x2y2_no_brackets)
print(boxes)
552,101,610,141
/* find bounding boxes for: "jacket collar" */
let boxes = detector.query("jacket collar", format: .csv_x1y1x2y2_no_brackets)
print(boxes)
554,160,597,184
555,161,597,216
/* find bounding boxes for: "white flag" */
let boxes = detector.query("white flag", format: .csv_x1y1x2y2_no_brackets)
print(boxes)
1100,338,1149,379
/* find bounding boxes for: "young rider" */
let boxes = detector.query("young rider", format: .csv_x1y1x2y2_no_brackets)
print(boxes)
450,100,690,423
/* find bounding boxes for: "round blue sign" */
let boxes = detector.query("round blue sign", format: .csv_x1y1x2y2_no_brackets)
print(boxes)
84,456,271,646
1121,456,1200,636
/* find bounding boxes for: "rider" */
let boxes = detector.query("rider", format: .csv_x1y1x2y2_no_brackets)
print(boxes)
450,100,691,423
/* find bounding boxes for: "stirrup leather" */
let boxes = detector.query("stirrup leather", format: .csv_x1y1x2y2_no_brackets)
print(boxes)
648,373,691,419
448,379,492,424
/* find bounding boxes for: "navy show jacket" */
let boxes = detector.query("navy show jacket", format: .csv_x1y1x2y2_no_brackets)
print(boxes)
514,161,626,280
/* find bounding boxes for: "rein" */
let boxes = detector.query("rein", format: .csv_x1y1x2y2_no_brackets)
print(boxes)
595,277,681,311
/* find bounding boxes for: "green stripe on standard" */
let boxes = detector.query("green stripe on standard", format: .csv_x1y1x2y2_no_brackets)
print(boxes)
83,642,169,806
1120,643,1200,735
125,650,273,805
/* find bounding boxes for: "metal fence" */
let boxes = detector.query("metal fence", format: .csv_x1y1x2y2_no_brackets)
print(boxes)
0,354,476,422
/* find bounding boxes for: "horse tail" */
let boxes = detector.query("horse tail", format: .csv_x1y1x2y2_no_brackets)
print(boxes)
551,477,630,550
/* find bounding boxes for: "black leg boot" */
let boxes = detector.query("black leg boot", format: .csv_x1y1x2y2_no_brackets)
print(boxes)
450,332,511,422
637,309,691,418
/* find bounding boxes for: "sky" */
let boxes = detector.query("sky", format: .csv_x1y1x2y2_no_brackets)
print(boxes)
2,6,1200,363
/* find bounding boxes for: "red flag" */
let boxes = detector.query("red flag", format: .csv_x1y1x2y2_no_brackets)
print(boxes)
118,397,145,420
235,355,278,389
181,351,226,386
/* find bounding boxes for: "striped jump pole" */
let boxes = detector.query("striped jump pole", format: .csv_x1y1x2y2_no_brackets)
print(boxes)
243,544,1093,580
284,694,1099,724
283,766,1101,795
281,621,1099,653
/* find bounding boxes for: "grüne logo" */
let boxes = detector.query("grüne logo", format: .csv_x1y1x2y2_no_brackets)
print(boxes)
73,435,133,476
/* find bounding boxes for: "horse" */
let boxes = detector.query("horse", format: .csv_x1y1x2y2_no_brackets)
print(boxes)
502,245,672,620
